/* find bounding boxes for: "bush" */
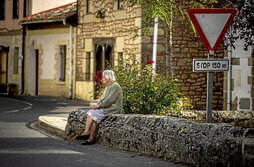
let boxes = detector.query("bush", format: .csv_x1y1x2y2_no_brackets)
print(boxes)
112,56,184,115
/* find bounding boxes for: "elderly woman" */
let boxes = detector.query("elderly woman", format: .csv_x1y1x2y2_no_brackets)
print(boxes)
77,70,123,145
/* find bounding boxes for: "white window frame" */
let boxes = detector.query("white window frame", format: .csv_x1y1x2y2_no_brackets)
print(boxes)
58,45,66,82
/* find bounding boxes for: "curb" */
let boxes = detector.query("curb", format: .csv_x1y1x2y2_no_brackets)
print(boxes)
38,115,67,138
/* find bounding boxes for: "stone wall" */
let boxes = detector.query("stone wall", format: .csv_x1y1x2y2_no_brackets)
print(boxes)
75,0,143,101
171,9,224,110
140,2,225,110
65,110,254,167
76,0,143,82
181,110,254,128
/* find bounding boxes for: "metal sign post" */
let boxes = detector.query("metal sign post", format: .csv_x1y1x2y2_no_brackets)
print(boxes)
206,51,214,123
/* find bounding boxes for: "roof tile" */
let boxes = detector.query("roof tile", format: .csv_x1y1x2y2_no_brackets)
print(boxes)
20,2,77,24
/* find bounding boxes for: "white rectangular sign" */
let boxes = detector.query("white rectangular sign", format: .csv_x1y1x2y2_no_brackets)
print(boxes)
193,59,229,72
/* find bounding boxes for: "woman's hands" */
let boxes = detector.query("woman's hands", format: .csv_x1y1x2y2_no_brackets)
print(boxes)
91,105,100,110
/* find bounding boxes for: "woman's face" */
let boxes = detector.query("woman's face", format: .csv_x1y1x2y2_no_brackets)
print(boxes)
102,75,111,85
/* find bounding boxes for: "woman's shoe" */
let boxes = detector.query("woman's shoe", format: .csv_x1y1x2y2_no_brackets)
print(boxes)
76,134,90,140
81,141,95,145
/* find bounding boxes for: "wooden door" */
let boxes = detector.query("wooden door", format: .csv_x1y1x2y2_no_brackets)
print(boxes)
0,51,7,84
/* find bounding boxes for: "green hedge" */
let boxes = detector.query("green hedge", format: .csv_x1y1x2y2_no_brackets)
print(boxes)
112,57,183,115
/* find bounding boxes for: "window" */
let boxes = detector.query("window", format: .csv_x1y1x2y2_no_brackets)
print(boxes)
13,0,19,19
58,45,66,82
0,0,5,20
85,52,91,80
86,0,91,13
13,47,19,74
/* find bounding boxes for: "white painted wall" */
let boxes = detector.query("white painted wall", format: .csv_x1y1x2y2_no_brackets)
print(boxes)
231,39,253,110
31,0,76,14
28,33,69,95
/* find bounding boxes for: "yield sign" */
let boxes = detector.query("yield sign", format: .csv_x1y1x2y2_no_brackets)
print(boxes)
188,9,236,52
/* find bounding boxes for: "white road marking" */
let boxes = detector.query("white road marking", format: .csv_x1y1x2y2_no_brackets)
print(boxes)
24,106,32,110
1,97,33,113
4,110,19,113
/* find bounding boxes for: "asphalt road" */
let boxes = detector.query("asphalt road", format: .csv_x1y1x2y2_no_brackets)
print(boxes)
0,95,189,167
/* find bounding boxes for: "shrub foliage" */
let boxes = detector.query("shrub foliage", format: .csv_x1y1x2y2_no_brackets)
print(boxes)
112,57,183,115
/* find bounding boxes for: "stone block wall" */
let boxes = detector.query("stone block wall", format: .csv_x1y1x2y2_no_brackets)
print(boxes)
76,0,225,109
65,110,254,167
76,0,143,81
181,110,254,128
171,11,224,110
139,3,225,110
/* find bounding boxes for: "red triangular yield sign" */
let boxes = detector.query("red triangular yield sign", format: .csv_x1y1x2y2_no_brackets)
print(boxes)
188,9,236,52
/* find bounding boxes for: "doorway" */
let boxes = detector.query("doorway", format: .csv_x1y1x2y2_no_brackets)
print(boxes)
0,46,9,84
93,38,115,98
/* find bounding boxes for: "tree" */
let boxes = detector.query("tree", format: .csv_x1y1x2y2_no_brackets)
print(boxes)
218,0,254,49
122,0,218,75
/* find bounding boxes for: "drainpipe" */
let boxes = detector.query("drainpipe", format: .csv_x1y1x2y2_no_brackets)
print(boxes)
227,40,232,111
21,0,27,94
69,26,73,99
21,25,26,94
152,17,158,74
62,19,73,99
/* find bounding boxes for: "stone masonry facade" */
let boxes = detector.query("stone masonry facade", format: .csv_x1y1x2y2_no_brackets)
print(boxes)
76,0,225,110
76,0,143,81
137,2,225,110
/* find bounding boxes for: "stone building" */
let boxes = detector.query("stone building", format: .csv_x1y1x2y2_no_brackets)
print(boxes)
75,0,225,110
75,0,145,101
20,2,77,97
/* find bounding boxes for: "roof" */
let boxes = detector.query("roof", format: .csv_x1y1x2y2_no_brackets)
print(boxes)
20,2,77,25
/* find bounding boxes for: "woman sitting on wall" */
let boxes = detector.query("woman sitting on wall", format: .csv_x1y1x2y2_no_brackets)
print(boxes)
77,70,123,145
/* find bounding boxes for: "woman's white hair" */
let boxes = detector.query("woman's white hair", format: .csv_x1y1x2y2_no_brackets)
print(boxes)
102,70,116,81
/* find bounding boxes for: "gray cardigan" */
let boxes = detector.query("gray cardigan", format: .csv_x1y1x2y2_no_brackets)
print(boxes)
98,82,123,115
